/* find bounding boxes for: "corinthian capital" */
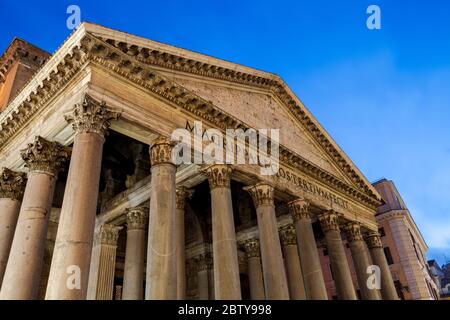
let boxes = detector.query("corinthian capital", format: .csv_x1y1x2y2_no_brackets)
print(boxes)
364,231,383,249
202,164,233,190
176,187,194,210
0,168,27,200
279,224,297,246
64,95,121,137
243,183,274,207
150,137,176,166
20,136,71,175
343,222,363,243
194,252,213,272
318,210,341,232
242,239,261,258
97,224,123,245
126,206,149,230
288,198,311,221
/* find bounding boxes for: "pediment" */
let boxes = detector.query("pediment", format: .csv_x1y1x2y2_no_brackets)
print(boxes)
83,23,379,200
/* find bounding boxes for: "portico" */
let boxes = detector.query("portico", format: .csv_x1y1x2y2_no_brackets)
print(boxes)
0,22,395,300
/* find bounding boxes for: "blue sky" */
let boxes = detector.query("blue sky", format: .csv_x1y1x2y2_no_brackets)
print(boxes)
2,1,449,264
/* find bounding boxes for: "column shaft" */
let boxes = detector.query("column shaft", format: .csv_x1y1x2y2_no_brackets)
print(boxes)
46,133,105,299
122,207,148,300
204,165,241,299
245,184,289,300
0,168,26,287
289,200,328,300
46,96,119,300
280,225,307,300
344,223,381,300
145,138,177,299
175,188,193,300
1,137,69,300
319,211,357,300
243,239,265,300
365,232,399,300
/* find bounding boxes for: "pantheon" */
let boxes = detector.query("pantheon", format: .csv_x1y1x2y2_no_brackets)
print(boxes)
0,22,399,300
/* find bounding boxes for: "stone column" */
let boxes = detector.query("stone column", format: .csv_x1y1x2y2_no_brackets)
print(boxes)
279,224,307,300
122,206,148,300
145,137,177,300
288,199,328,299
88,224,122,300
0,137,70,300
176,187,193,300
365,232,399,300
243,239,265,300
46,96,120,300
343,223,381,300
244,183,289,300
203,165,241,299
318,210,357,300
195,253,212,300
0,168,27,287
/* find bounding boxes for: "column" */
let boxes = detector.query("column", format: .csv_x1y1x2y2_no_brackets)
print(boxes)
0,168,27,287
0,137,70,300
318,210,357,300
46,95,120,300
203,165,241,299
195,253,212,300
343,223,381,300
243,239,265,300
122,206,148,300
176,187,193,300
288,199,328,299
88,224,122,300
279,224,307,300
145,137,177,300
365,231,399,300
244,183,289,300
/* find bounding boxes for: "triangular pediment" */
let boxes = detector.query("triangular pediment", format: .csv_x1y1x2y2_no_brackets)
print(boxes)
82,23,380,200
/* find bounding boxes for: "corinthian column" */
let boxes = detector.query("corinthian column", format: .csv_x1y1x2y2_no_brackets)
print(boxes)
122,206,148,300
244,183,289,300
365,232,398,300
46,96,120,300
243,239,265,300
203,165,241,299
87,224,122,300
176,187,193,300
0,137,70,300
0,168,27,287
343,223,381,300
318,210,356,300
145,137,177,300
288,199,327,299
279,224,307,300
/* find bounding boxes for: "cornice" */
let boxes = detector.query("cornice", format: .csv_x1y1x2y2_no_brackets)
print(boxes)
0,30,381,210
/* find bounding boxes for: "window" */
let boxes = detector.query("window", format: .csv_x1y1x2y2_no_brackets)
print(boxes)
384,247,394,265
378,227,385,237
